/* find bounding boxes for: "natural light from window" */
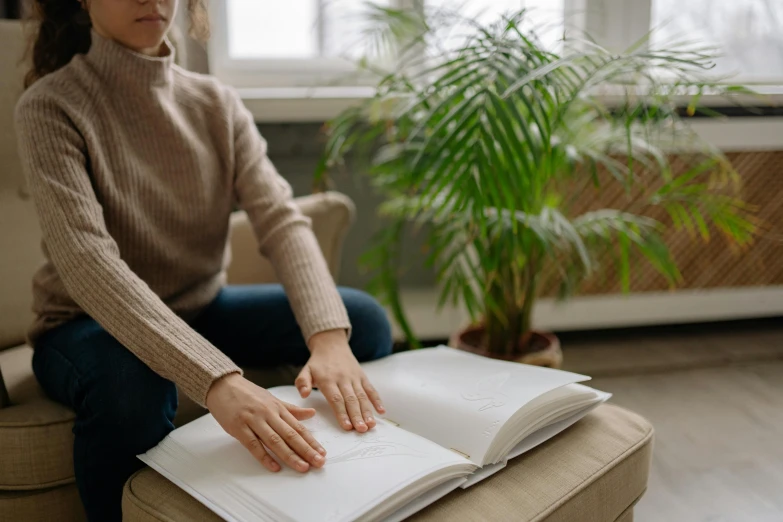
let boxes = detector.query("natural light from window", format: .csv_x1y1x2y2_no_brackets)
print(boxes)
227,1,317,59
651,0,783,82
427,0,564,51
226,0,564,61
227,0,393,60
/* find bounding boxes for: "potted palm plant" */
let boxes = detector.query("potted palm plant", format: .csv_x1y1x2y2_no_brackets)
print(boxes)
315,4,757,366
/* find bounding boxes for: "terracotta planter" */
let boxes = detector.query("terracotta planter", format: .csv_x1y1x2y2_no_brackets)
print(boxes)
449,324,563,368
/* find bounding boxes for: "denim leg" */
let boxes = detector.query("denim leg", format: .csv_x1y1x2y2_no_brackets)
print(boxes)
339,286,395,362
191,285,393,367
32,317,177,522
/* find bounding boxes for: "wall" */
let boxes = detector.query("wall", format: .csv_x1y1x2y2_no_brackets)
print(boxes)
258,122,435,291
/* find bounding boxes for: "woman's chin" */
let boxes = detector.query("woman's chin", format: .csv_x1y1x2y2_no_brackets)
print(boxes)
126,37,168,56
126,25,171,55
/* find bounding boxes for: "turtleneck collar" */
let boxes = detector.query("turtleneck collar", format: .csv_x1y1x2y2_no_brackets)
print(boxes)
85,30,176,88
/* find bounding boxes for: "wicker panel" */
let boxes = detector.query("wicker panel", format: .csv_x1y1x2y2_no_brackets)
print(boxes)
549,151,783,296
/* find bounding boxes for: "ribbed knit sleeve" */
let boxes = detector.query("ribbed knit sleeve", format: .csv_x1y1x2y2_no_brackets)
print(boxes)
15,94,241,407
227,88,352,343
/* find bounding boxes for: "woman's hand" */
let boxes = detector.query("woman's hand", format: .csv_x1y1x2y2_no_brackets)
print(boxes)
206,373,326,473
296,329,385,433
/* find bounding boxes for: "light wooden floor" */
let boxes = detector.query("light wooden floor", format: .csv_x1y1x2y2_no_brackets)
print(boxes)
561,321,783,522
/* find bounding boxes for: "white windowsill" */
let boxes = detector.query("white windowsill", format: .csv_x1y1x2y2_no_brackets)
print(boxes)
239,87,376,123
241,88,783,152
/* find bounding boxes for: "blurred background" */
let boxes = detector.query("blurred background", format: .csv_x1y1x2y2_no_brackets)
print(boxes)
2,1,782,520
170,0,783,342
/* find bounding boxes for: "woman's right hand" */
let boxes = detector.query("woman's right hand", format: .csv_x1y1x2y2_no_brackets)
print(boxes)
206,373,326,473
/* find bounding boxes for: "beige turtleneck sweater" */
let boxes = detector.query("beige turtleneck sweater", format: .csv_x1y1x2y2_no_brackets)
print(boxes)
14,32,351,407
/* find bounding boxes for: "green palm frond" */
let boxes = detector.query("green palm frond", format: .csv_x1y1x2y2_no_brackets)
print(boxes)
317,4,758,351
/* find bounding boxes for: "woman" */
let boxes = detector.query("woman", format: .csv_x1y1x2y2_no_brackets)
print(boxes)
15,0,393,519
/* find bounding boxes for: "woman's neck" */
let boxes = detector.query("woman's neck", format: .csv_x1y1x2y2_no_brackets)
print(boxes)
133,40,167,58
85,29,176,89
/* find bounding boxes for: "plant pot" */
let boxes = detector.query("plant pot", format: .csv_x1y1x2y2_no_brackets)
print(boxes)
448,324,563,368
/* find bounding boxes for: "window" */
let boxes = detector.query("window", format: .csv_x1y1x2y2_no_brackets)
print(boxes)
650,0,783,83
208,0,783,119
211,0,396,88
426,0,565,52
209,0,567,88
225,0,393,60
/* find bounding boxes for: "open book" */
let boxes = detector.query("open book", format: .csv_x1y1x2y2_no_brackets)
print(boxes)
139,346,610,522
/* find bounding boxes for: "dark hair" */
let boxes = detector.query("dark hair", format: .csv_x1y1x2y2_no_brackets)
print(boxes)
24,0,210,88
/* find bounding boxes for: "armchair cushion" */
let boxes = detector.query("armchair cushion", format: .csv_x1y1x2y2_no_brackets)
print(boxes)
0,344,75,490
0,20,40,352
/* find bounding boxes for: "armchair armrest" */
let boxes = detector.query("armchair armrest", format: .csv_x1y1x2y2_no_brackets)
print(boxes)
226,191,356,285
0,371,8,409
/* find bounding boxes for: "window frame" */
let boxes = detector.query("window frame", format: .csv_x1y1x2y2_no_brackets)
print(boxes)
208,0,410,89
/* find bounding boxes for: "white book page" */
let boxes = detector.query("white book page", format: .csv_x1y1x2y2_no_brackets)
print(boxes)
506,393,611,460
381,477,468,522
459,393,611,489
140,387,473,522
361,347,590,464
459,461,507,488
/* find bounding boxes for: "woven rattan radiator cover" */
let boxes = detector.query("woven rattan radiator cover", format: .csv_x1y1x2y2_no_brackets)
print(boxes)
547,150,783,296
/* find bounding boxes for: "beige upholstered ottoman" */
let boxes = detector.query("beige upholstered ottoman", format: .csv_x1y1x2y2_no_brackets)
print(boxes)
122,404,652,522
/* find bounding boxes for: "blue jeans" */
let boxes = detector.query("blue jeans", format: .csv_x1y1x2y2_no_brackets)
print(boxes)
32,285,392,521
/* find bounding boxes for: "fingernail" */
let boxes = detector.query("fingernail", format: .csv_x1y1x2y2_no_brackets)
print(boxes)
317,446,327,455
313,454,323,463
366,415,374,424
299,386,308,394
343,417,352,428
298,459,309,470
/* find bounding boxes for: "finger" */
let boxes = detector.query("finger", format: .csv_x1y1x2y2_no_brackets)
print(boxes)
254,420,310,473
361,377,385,414
281,401,316,421
353,379,376,429
274,411,326,467
238,426,280,472
324,382,352,431
295,366,313,398
339,381,368,433
280,409,327,456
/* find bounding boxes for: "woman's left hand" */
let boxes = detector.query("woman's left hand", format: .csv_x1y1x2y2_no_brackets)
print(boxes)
295,329,385,433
